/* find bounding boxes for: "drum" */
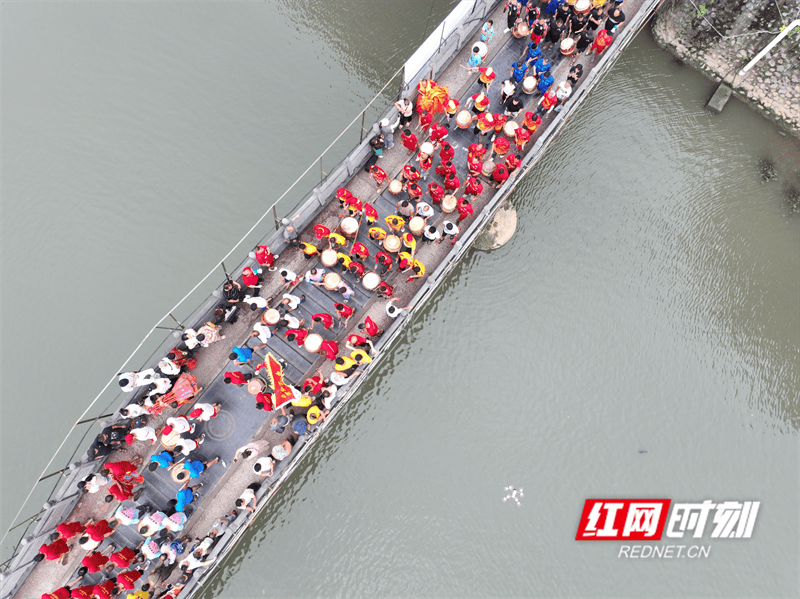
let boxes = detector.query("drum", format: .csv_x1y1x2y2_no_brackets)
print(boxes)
323,272,342,291
481,159,496,177
340,217,359,239
503,121,519,138
472,41,488,59
560,38,576,57
321,248,338,267
420,142,434,155
512,22,530,38
171,465,190,483
304,333,323,353
263,308,280,326
383,234,401,253
456,110,472,129
442,195,457,214
575,0,592,15
388,180,403,195
409,216,425,236
522,76,537,94
247,376,267,396
362,272,381,291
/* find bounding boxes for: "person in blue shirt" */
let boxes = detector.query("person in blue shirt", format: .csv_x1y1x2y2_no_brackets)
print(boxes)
171,484,201,513
532,56,550,77
480,20,494,45
229,346,252,366
467,45,483,69
184,456,220,479
148,450,175,471
536,69,554,95
510,61,528,84
525,42,541,65
545,0,563,16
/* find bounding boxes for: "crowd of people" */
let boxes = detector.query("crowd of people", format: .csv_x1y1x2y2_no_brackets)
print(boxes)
35,2,626,597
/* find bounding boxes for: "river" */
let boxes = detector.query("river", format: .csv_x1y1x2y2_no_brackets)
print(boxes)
2,1,798,597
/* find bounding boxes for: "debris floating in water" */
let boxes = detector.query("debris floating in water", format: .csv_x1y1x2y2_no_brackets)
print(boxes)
503,486,523,506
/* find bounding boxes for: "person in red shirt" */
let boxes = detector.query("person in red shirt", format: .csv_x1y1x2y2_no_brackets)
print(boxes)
79,548,111,575
590,28,613,60
41,587,72,599
359,316,384,338
429,122,448,147
223,371,251,385
35,539,70,563
444,172,461,192
407,182,423,201
377,281,394,298
346,333,373,352
427,181,444,205
319,339,339,361
167,347,196,371
467,154,483,177
104,481,140,504
492,112,508,135
253,245,275,269
523,111,542,133
109,546,138,570
471,111,495,140
492,163,510,188
255,391,274,411
52,520,87,542
438,141,455,164
241,267,261,292
435,160,457,179
84,520,115,543
115,568,144,590
363,202,378,225
374,251,393,275
285,327,308,346
334,302,354,327
401,164,421,186
505,153,522,173
477,66,496,90
302,371,325,394
69,585,95,599
369,165,387,191
492,136,510,158
416,150,433,179
335,187,353,207
468,92,490,114
464,176,484,199
468,142,487,161
418,111,432,134
514,126,531,151
102,459,142,482
443,98,459,128
91,580,118,599
310,312,334,330
400,129,418,154
457,198,474,222
348,261,366,280
343,195,363,216
351,242,370,260
535,89,558,115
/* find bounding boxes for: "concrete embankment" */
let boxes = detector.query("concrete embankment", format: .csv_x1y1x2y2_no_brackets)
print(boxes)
651,0,799,134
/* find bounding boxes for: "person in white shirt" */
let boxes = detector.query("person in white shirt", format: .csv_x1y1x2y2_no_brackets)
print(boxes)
188,402,220,422
174,434,205,456
278,313,301,330
127,426,158,445
250,322,272,349
416,202,434,219
235,483,260,512
305,268,325,284
242,294,268,311
423,225,442,245
165,415,193,435
120,403,148,419
279,268,298,289
146,377,173,397
253,457,274,478
118,369,156,392
156,357,180,377
554,80,572,110
280,293,304,311
386,297,412,318
79,473,110,494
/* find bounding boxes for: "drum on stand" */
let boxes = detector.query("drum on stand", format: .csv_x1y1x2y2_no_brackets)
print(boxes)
409,216,425,237
383,235,401,253
575,0,592,15
362,272,381,291
503,121,519,139
321,249,338,267
441,195,457,214
456,110,472,129
512,21,530,38
340,216,359,239
481,159,496,177
323,272,342,291
560,38,577,57
522,76,537,94
420,142,434,155
388,180,403,195
262,309,280,326
247,376,268,396
304,333,323,353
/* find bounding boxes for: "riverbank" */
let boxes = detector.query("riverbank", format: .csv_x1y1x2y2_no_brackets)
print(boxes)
651,0,799,134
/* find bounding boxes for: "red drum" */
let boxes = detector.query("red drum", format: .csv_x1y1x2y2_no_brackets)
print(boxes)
560,38,577,57
575,0,592,16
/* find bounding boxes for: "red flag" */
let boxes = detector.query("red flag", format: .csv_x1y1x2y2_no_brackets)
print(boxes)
264,354,295,408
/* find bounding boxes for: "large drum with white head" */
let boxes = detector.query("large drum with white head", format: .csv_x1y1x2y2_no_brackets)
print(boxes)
247,376,267,396
340,217,359,239
575,0,592,15
503,121,519,138
383,235,401,253
472,41,488,59
441,195,457,214
303,333,323,353
321,249,338,267
420,142,434,155
481,159,496,177
323,272,342,291
456,110,472,129
409,216,425,236
262,309,280,326
512,21,530,38
388,180,403,195
362,272,381,291
522,76,537,94
560,38,577,57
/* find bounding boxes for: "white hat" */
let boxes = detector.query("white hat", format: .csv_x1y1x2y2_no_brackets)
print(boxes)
380,118,389,127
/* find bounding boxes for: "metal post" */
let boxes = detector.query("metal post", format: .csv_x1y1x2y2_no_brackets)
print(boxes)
74,413,114,426
319,158,324,183
359,111,366,143
273,205,280,230
168,312,185,329
221,261,232,283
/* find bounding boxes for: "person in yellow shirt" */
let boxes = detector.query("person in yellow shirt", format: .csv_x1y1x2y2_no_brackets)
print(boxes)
298,242,319,260
328,231,347,248
369,227,387,241
384,215,405,233
334,356,358,373
407,259,426,281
